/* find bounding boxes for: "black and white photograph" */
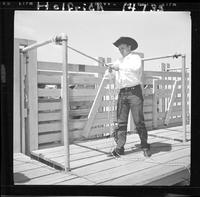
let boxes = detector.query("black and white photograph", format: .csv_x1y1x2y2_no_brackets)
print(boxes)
2,2,200,196
12,9,191,186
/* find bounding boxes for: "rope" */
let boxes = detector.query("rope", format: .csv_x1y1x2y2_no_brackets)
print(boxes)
67,45,111,68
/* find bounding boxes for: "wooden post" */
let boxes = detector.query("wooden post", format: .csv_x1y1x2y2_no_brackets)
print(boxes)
106,57,113,135
26,40,38,154
14,39,27,153
161,63,166,115
152,79,158,128
20,52,26,154
140,57,145,131
181,55,187,142
98,57,105,113
140,53,144,95
189,62,191,127
61,33,70,171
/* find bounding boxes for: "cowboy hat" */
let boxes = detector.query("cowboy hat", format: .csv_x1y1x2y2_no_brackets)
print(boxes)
113,37,138,51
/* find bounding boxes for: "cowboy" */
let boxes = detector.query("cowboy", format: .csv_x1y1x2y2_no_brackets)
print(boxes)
107,36,151,157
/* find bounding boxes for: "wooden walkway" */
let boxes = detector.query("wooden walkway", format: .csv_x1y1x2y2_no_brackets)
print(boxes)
14,125,190,185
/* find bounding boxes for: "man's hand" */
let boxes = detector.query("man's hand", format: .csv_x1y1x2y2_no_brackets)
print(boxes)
108,66,113,73
106,63,119,72
106,63,113,73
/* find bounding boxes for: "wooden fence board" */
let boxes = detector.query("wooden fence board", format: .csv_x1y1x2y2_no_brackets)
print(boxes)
69,119,87,130
69,96,95,102
68,64,106,74
144,95,153,105
156,79,181,86
38,112,61,122
38,75,61,84
69,76,101,85
144,71,185,78
39,132,61,144
143,88,153,95
38,102,61,111
70,109,90,116
37,61,106,74
39,122,61,133
38,89,101,102
38,70,62,76
38,142,62,150
69,89,97,97
144,105,153,112
37,61,62,71
38,88,61,98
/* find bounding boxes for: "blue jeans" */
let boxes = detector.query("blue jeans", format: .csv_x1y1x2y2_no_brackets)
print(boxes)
113,85,150,150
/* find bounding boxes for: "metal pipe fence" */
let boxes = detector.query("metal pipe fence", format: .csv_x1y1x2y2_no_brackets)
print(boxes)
20,35,188,172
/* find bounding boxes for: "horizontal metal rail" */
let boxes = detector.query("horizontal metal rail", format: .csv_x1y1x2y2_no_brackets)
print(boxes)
21,39,53,53
21,35,67,53
142,54,182,62
167,67,189,71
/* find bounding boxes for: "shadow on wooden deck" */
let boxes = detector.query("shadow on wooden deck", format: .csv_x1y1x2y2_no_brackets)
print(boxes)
14,172,31,183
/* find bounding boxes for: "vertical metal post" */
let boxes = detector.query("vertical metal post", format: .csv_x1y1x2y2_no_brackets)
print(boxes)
20,51,26,153
181,54,187,142
61,33,70,171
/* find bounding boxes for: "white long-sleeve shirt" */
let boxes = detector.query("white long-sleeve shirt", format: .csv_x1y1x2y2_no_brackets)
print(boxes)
113,53,142,89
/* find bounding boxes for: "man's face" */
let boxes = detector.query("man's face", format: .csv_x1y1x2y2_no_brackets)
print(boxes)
118,44,131,57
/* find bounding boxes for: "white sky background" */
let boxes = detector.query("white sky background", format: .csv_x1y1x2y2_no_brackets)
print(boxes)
14,11,191,71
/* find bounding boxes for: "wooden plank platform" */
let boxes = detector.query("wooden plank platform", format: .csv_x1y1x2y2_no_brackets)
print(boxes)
14,125,190,185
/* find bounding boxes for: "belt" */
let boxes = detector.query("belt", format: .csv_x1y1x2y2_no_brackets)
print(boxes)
120,84,140,92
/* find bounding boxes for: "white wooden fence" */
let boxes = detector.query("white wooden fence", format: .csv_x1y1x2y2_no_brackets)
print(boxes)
36,61,189,149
